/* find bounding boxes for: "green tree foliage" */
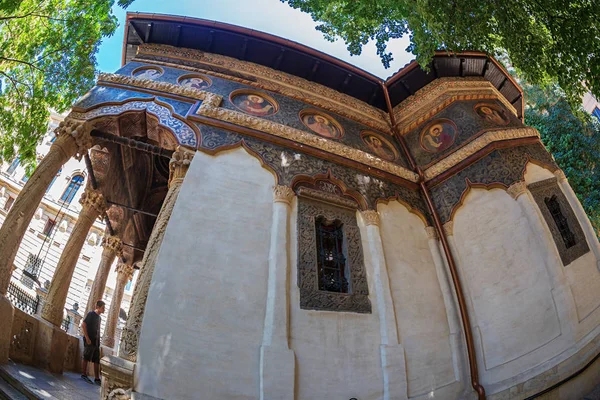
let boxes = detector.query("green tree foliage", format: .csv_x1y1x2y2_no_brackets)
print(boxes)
0,0,132,169
524,83,600,235
282,0,600,105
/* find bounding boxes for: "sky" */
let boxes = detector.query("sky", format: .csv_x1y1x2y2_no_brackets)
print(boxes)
96,0,415,79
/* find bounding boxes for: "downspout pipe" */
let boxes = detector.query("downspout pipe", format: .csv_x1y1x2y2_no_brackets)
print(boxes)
380,83,486,400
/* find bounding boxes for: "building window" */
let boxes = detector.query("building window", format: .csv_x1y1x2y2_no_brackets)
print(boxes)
297,184,370,313
46,168,61,193
21,173,29,183
4,196,14,211
592,107,600,122
42,218,56,237
315,216,348,293
60,174,84,203
528,177,589,265
6,157,19,175
545,195,576,248
21,253,43,288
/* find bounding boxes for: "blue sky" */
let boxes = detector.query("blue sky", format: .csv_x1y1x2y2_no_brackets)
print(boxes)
97,0,414,79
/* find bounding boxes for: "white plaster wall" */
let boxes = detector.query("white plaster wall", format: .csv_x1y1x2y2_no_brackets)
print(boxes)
136,148,274,400
378,201,457,397
453,188,561,372
288,200,384,400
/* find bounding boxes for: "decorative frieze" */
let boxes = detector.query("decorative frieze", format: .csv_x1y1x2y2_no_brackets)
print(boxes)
273,185,295,205
98,73,210,102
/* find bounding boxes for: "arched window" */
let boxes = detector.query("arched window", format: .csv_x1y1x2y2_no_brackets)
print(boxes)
6,157,20,175
60,174,84,204
46,168,62,193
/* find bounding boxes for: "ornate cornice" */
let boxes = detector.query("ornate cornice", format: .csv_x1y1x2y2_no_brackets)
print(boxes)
196,97,420,183
393,78,519,135
361,210,380,226
425,226,438,240
507,181,528,199
273,185,295,205
296,187,359,209
169,146,195,187
554,169,567,182
134,44,391,132
98,73,210,102
79,188,107,215
423,127,540,181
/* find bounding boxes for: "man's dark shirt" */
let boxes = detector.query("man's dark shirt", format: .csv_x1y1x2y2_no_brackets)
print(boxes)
83,311,101,345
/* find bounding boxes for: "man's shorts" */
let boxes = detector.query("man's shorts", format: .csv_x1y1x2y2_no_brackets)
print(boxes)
83,342,100,363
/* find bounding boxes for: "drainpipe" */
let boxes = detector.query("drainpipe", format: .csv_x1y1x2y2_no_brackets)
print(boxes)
380,83,485,400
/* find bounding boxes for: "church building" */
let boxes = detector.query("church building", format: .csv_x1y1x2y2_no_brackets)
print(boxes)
0,12,599,400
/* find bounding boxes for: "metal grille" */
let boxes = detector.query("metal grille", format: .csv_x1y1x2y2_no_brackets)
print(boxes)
7,282,39,315
545,195,577,248
21,254,43,289
62,316,71,332
315,216,348,293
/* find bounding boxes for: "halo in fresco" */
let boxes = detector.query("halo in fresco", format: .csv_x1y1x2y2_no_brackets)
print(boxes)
178,74,212,90
419,119,457,153
230,90,279,117
299,109,344,139
360,131,398,161
131,67,163,80
474,102,510,125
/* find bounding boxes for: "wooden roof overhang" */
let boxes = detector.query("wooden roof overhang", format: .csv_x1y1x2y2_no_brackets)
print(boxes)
122,12,524,119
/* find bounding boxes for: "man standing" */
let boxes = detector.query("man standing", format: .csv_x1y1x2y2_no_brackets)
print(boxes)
81,300,105,385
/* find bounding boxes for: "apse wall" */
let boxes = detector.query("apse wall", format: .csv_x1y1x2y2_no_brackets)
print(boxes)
135,149,275,399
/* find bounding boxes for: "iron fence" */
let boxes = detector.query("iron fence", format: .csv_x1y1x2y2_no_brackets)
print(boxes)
7,281,39,315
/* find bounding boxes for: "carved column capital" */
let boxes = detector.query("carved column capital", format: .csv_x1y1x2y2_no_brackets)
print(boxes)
273,185,295,205
425,226,438,240
443,221,454,237
102,235,123,255
116,263,135,281
361,210,380,227
507,181,528,199
169,146,195,187
554,169,567,182
53,118,93,160
79,188,107,215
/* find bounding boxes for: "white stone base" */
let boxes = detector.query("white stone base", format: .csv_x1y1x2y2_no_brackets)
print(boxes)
260,345,295,400
380,344,408,400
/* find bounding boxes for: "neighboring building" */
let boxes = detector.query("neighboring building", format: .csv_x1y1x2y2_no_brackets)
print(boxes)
0,111,136,341
583,92,600,121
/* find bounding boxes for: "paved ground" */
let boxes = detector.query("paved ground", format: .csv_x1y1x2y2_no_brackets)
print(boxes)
0,360,100,400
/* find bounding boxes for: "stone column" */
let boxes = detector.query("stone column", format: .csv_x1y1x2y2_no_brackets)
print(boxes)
554,170,600,267
103,263,134,349
119,146,194,362
360,210,408,400
259,185,295,400
86,234,123,315
0,119,91,364
34,187,106,373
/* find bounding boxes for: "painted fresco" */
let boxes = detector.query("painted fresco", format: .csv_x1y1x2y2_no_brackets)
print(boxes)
132,67,163,80
300,110,344,139
474,103,510,125
420,120,456,153
361,131,398,161
230,91,278,117
179,75,212,90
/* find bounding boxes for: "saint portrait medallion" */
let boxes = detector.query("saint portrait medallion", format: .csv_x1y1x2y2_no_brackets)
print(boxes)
179,74,212,90
299,109,344,139
419,119,457,153
474,102,510,125
132,67,163,80
230,90,278,117
360,131,398,162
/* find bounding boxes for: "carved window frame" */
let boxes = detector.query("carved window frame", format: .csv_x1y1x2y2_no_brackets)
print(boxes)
297,194,371,313
528,177,589,265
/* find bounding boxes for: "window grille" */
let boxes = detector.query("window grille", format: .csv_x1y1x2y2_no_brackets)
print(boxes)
60,174,84,203
22,253,43,281
42,219,56,237
545,195,577,248
315,216,348,293
4,196,14,211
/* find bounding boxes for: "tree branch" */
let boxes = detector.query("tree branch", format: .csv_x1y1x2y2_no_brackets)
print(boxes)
0,70,27,101
0,57,45,72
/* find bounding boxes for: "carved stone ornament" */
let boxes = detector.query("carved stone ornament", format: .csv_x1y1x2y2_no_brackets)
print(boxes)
425,226,438,240
98,73,210,102
361,210,380,226
423,127,540,181
507,181,528,199
53,118,93,160
296,187,360,210
554,169,567,182
273,185,295,204
169,146,195,186
297,198,371,313
103,235,123,255
134,43,391,132
196,95,419,183
527,177,589,266
79,188,107,215
116,263,135,281
443,221,454,237
393,77,519,135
